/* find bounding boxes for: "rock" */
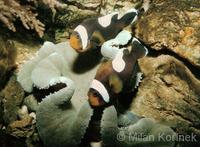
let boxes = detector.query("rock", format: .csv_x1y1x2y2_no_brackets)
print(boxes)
134,1,200,143
100,0,141,15
0,92,4,125
2,75,25,124
7,116,34,138
8,116,33,130
29,112,36,124
0,131,26,147
18,105,29,120
0,37,17,90
130,55,200,140
8,107,35,139
23,95,39,112
136,0,200,66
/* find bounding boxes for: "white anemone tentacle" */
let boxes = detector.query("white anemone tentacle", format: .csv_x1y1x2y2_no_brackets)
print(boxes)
100,106,176,147
17,41,56,92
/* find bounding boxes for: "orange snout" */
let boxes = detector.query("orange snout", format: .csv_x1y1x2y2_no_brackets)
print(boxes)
88,91,106,107
69,32,82,52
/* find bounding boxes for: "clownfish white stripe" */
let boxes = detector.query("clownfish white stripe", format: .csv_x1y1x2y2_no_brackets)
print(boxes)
117,8,138,20
126,8,138,14
131,14,138,24
74,25,88,50
98,12,118,28
90,79,110,103
101,30,132,59
112,49,126,73
144,46,148,56
101,39,120,59
130,8,138,24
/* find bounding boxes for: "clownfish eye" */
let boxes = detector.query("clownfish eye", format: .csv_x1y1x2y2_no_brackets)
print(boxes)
92,91,99,97
74,32,80,38
71,32,79,39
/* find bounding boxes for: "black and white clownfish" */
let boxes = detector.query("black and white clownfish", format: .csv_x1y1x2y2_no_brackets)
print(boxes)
69,8,138,52
87,38,148,108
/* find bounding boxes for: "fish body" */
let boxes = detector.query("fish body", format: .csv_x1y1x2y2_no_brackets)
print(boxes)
88,38,148,108
70,8,138,52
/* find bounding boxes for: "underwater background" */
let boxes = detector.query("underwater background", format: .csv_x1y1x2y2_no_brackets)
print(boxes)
0,0,200,147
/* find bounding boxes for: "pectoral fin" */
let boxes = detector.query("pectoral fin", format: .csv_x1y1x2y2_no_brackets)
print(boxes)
109,74,123,94
91,30,106,46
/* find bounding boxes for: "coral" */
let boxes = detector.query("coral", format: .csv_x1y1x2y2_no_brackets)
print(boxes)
38,0,65,13
0,0,65,37
0,0,44,37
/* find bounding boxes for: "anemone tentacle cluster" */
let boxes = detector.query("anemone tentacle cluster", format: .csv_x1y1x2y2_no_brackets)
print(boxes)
17,41,73,92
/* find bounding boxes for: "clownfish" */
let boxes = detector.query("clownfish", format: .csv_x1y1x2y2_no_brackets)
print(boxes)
69,8,138,52
87,38,148,108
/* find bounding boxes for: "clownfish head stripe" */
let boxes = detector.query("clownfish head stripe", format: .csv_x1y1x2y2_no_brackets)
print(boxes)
90,79,110,103
98,12,118,28
74,25,88,50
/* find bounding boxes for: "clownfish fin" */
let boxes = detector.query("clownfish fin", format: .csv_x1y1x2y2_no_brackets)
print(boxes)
117,8,138,26
91,30,106,47
134,72,143,89
131,37,148,59
109,74,123,94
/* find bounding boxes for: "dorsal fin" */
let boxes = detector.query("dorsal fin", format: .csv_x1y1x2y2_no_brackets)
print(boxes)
117,8,138,26
131,37,148,59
